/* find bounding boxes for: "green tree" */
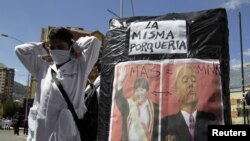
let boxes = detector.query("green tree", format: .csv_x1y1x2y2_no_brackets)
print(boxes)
3,100,20,118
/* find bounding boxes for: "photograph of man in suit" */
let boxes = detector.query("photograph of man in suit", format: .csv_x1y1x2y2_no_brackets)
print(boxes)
161,64,217,141
115,66,159,141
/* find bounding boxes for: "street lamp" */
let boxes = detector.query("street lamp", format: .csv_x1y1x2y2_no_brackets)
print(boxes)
120,0,123,18
1,33,30,119
1,34,24,44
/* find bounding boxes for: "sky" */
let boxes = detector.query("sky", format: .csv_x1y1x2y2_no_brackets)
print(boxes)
0,0,250,85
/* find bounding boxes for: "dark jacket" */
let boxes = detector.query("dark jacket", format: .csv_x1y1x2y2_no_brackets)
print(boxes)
161,111,217,141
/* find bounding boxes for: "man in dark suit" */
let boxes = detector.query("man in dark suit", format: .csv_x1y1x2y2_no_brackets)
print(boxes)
115,66,159,141
161,64,217,141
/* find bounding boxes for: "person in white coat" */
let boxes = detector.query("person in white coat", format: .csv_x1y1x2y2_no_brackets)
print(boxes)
15,27,101,141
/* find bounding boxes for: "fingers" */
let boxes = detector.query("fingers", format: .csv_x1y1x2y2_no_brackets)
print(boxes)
41,55,53,62
42,41,50,54
42,41,49,48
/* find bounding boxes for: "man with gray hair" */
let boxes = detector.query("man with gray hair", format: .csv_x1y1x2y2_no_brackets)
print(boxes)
161,64,217,141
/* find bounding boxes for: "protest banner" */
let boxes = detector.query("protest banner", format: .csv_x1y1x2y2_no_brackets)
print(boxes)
99,8,230,141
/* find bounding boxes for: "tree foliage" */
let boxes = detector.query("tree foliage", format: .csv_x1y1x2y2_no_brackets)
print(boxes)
3,100,21,118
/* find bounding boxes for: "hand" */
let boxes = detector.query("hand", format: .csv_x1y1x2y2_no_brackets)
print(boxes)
70,47,82,58
70,39,81,52
41,41,53,62
41,55,53,62
42,41,50,54
117,65,126,89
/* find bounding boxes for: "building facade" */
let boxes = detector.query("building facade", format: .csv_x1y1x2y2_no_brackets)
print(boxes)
230,86,250,124
0,63,14,118
0,63,14,103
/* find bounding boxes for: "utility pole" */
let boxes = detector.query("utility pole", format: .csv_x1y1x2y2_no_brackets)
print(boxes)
120,0,123,18
108,0,135,19
239,12,247,125
25,73,30,119
130,0,135,16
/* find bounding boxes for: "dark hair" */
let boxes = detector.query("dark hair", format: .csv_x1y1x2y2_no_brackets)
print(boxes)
134,77,149,91
48,27,74,46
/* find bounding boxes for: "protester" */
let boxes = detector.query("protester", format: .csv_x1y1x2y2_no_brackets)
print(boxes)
23,118,28,135
0,118,2,129
13,112,20,136
15,27,101,141
5,118,12,130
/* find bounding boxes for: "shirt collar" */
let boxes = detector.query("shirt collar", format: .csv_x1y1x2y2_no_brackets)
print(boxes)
50,59,77,75
181,110,197,125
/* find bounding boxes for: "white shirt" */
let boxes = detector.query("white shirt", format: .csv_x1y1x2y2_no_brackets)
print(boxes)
128,99,154,141
138,100,150,127
181,110,197,127
15,36,101,141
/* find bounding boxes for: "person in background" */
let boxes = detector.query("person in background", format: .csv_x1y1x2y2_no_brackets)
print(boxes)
13,112,20,136
6,118,12,130
23,118,28,135
0,118,2,129
15,27,101,141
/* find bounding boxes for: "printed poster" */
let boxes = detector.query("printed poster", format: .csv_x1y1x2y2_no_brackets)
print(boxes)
109,59,224,141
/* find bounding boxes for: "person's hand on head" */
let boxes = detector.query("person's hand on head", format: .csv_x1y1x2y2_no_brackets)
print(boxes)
70,40,82,59
41,41,53,62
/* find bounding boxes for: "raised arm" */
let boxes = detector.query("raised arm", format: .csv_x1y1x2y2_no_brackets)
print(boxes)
73,36,101,75
15,42,50,79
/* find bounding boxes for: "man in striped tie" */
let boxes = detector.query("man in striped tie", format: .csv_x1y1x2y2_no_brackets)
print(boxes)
161,64,217,141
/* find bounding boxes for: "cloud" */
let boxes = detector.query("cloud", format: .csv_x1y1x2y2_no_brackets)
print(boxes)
222,0,250,10
230,58,250,69
243,49,250,56
231,58,242,68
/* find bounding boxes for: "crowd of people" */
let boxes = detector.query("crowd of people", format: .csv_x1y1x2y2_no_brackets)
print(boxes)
0,118,12,130
0,113,29,136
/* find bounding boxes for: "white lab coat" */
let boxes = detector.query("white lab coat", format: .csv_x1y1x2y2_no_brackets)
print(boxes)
15,36,101,141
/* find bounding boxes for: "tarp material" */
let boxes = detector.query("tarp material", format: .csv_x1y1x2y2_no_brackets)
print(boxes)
98,8,230,141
